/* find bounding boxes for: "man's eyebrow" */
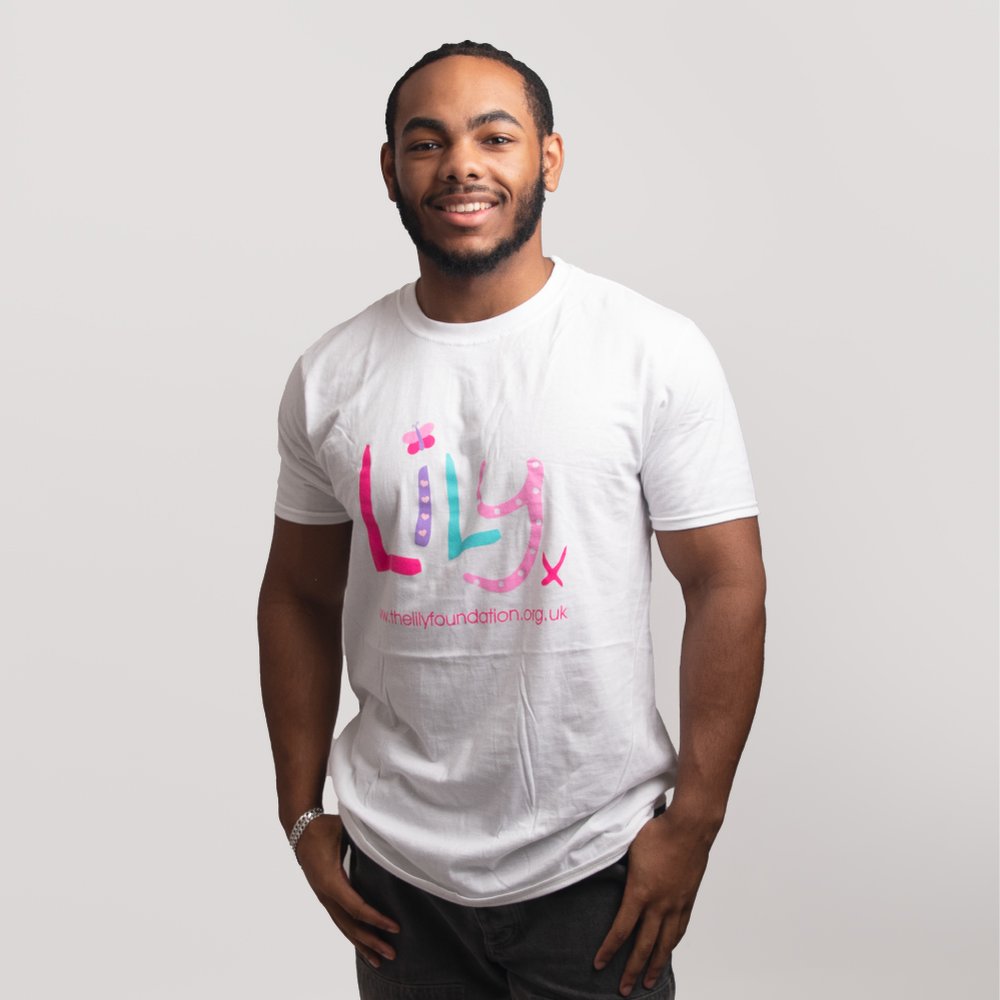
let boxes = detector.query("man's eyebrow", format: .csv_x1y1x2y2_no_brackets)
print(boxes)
400,110,525,138
467,110,523,131
400,116,448,137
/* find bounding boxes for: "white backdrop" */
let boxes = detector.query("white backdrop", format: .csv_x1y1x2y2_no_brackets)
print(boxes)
1,2,996,998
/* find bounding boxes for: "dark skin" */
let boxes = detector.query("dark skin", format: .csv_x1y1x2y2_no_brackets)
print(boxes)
593,517,765,994
259,53,767,998
258,517,399,968
379,54,564,322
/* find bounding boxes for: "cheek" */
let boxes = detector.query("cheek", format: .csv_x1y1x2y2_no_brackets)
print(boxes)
395,162,434,200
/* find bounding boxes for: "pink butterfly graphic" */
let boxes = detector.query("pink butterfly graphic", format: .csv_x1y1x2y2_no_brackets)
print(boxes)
402,422,436,455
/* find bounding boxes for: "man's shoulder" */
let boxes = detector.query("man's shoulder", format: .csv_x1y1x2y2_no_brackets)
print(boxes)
563,259,699,344
297,284,406,368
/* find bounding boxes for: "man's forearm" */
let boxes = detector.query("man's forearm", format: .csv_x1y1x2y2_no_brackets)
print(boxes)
667,579,766,842
258,596,344,836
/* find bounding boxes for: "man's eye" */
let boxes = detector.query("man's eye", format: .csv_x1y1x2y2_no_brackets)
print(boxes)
485,136,513,145
410,141,440,151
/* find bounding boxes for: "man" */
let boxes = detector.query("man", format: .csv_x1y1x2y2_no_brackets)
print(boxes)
258,40,766,1000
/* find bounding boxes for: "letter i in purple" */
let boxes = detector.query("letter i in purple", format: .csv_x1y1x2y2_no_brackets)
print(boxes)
414,465,431,546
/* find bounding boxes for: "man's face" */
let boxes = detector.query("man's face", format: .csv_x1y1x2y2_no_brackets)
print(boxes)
382,56,562,278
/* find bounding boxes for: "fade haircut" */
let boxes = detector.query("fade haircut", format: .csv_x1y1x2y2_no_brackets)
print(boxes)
385,41,554,149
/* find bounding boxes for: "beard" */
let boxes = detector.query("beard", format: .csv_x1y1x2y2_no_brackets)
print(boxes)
393,166,547,279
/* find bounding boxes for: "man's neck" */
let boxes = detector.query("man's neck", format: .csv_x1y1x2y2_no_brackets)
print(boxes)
413,241,554,324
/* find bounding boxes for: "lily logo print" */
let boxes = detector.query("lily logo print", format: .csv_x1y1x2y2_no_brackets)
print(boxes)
358,421,566,595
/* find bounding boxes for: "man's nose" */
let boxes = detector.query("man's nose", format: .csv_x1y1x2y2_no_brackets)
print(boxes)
438,138,484,184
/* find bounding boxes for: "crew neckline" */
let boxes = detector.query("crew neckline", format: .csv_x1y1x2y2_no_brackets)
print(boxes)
396,256,573,345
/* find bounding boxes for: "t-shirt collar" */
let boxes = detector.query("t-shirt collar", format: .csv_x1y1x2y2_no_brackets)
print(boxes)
396,256,572,345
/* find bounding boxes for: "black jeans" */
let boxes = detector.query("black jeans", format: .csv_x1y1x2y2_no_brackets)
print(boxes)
344,806,674,1000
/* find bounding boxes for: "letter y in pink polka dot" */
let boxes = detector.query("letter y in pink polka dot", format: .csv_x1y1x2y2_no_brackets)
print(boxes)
463,458,544,594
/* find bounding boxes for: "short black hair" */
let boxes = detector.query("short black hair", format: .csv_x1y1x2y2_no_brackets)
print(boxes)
385,41,554,148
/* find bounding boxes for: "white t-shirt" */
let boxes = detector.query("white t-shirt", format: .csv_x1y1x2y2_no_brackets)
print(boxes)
273,257,759,906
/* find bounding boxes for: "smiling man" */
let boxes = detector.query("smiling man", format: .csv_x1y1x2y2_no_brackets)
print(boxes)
258,41,766,1000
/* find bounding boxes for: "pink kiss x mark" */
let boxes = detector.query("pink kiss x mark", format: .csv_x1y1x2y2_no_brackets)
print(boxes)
541,546,567,587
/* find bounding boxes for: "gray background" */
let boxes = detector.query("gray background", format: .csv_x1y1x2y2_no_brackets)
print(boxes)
1,1,996,997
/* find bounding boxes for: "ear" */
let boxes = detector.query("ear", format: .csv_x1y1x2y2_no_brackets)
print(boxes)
540,132,565,193
380,142,397,202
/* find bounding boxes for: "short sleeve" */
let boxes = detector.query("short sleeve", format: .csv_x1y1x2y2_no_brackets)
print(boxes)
640,321,759,531
273,359,352,525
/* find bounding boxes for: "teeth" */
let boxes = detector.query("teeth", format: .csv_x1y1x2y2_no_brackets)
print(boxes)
443,202,493,213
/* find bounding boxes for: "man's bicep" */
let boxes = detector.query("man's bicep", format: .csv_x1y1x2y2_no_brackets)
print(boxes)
654,516,765,596
260,516,353,610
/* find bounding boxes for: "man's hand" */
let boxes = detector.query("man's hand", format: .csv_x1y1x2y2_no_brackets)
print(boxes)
592,808,713,997
294,813,401,969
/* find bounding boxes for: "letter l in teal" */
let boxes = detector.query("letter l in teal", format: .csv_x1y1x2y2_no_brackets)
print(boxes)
446,452,501,559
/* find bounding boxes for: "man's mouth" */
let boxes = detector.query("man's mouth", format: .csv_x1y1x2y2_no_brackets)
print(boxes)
439,201,496,214
430,197,500,227
432,191,500,210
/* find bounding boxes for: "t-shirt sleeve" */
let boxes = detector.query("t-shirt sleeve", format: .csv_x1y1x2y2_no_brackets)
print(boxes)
273,359,352,525
640,320,759,531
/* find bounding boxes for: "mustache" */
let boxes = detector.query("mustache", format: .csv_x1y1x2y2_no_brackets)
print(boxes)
424,184,506,206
